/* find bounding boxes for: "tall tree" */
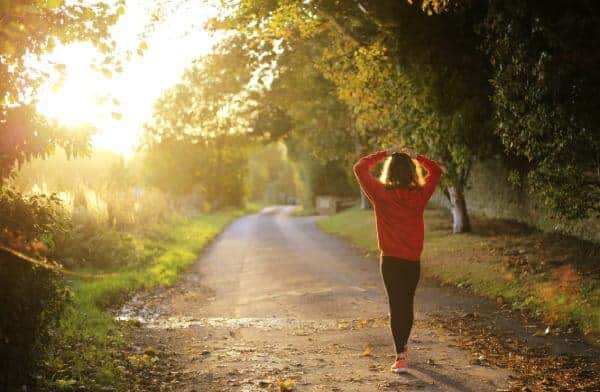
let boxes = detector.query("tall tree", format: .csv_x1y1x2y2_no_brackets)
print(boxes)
141,35,260,208
169,30,360,210
216,0,499,232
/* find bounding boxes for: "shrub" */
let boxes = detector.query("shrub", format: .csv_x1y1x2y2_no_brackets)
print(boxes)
0,248,68,390
54,221,146,270
0,187,69,254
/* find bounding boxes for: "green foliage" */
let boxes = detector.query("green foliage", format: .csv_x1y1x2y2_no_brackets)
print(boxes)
0,248,67,389
141,134,248,209
144,34,265,141
220,0,493,173
311,160,356,198
185,18,359,209
0,185,148,272
262,40,357,161
11,149,182,232
56,221,145,270
482,0,600,219
6,147,218,270
246,142,299,204
250,35,359,208
288,154,356,209
416,0,469,14
317,1,497,189
0,187,68,252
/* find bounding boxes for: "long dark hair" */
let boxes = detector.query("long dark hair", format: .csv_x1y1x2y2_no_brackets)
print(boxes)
380,152,424,190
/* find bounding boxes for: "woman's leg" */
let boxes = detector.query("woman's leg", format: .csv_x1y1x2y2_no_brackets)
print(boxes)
395,261,420,353
380,257,421,355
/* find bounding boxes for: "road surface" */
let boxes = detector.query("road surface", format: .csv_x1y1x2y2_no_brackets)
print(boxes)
121,206,511,391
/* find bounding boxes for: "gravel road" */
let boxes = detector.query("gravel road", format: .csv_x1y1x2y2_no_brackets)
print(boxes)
121,206,512,391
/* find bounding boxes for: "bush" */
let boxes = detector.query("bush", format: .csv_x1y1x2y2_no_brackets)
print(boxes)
0,187,68,254
0,248,67,390
55,220,146,270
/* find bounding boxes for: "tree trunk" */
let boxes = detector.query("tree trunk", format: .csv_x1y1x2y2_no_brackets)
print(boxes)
447,185,471,233
359,192,371,209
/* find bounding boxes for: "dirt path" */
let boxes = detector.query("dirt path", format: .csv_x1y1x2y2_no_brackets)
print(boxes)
120,206,513,391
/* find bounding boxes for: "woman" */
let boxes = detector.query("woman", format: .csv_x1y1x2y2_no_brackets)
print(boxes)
353,146,443,373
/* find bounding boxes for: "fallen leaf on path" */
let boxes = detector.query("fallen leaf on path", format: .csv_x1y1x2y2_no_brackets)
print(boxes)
426,313,600,392
361,346,372,357
277,378,296,391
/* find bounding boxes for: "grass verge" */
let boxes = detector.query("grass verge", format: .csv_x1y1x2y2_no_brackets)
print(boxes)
41,209,251,391
318,206,600,341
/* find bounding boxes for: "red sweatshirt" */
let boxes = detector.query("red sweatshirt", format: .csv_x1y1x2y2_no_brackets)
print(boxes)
353,151,442,262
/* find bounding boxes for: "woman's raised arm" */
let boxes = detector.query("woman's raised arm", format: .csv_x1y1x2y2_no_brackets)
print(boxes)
353,150,389,203
415,155,442,201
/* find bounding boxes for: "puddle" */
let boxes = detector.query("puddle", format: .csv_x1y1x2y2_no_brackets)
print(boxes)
116,312,340,331
116,296,162,324
116,292,387,331
117,304,389,333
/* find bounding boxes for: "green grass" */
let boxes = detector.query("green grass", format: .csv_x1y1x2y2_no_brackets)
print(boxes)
318,207,600,338
42,209,249,391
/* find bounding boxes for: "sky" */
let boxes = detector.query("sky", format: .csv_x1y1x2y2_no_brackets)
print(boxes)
36,0,222,156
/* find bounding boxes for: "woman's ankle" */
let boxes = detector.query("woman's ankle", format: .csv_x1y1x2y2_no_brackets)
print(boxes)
396,346,409,359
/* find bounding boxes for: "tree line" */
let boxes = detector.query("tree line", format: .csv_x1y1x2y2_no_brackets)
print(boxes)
2,0,598,233
143,0,599,232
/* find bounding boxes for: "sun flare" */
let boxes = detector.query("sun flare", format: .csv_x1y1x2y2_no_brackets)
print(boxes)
36,44,106,128
35,0,220,156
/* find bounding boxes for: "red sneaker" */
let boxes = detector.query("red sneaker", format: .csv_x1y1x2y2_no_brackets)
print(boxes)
390,352,408,373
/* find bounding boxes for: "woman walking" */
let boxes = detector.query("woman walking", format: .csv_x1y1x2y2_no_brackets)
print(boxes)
353,146,443,373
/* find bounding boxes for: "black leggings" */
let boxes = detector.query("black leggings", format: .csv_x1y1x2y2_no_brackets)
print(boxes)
380,256,421,354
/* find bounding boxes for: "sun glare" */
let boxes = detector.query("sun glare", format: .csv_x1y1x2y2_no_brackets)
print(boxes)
36,43,104,127
35,0,221,157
